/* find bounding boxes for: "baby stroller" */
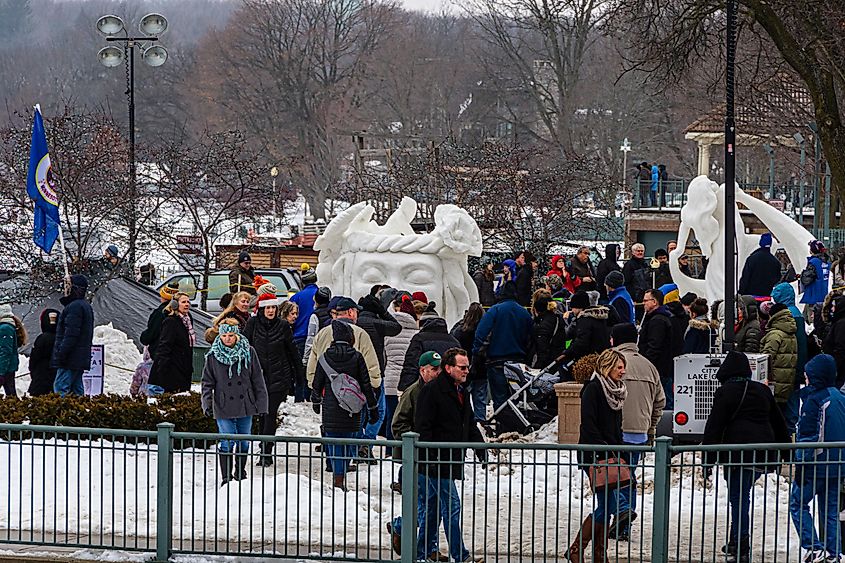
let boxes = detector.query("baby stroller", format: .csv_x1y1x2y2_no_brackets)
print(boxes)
483,361,560,436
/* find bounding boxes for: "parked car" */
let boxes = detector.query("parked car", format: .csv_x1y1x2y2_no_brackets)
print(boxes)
155,269,301,314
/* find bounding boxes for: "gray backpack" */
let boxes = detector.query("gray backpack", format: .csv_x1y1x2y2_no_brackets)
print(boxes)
318,354,367,415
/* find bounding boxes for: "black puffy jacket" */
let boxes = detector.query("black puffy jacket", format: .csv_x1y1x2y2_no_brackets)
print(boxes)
243,315,301,396
147,314,194,393
823,296,845,388
140,301,168,359
356,295,402,375
665,301,689,358
29,309,59,396
398,317,461,391
638,306,674,382
51,290,94,372
595,244,621,298
533,311,566,368
311,342,377,433
563,307,610,364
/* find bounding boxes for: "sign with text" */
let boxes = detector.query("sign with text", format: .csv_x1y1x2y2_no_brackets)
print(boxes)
83,345,105,396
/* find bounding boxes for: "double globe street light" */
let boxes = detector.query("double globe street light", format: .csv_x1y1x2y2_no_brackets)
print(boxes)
96,13,169,268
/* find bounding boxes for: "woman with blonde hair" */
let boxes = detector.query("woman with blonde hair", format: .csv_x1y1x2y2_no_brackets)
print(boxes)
202,317,268,485
565,348,628,563
148,292,196,393
206,291,252,343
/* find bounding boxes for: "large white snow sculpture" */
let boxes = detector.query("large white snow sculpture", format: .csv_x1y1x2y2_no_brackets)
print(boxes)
669,175,815,302
314,197,483,327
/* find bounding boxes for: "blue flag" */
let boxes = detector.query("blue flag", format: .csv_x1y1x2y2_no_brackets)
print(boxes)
26,106,61,253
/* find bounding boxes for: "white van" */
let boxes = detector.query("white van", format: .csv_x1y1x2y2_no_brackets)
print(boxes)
156,269,301,314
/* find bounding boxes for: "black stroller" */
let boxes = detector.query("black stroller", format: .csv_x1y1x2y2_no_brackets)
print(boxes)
483,361,560,436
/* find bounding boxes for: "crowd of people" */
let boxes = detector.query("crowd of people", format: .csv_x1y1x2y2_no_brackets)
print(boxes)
3,236,845,562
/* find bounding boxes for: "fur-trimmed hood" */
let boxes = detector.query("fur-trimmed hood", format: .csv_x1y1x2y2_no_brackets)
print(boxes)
578,306,609,321
688,317,712,331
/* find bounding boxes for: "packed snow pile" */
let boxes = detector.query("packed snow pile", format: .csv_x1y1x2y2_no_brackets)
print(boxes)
93,323,142,395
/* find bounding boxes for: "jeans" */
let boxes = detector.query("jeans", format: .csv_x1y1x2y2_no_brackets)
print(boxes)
782,392,800,435
383,394,399,441
324,431,356,476
362,384,386,441
486,363,509,411
258,391,285,453
613,450,641,532
468,380,488,422
54,368,84,397
726,468,760,545
293,338,310,402
660,375,674,410
790,476,841,554
216,416,253,454
1,372,16,397
417,475,470,562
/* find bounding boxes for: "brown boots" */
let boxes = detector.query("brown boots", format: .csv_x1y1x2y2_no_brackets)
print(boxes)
564,515,607,563
333,474,348,492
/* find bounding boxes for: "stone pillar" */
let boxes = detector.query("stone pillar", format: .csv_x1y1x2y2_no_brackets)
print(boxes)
697,141,711,176
554,382,584,444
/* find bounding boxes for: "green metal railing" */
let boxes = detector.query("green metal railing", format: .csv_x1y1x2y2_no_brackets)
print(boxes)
1,424,843,562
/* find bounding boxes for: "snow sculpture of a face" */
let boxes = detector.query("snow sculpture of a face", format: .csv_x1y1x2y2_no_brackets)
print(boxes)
314,197,483,327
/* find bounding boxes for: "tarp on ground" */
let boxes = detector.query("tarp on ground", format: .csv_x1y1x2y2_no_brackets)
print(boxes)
9,276,214,355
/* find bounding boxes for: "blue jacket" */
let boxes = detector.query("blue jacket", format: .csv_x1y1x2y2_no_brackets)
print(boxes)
771,282,808,382
290,284,318,340
796,355,845,479
650,165,659,191
800,255,829,305
472,298,534,362
608,286,635,325
51,291,95,372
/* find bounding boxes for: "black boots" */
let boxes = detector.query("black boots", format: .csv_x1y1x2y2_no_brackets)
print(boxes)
218,454,233,487
256,442,274,467
234,454,248,480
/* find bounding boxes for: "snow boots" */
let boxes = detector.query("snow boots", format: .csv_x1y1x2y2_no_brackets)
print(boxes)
333,474,348,492
256,442,274,467
218,454,233,487
564,515,607,563
219,453,248,486
234,454,248,480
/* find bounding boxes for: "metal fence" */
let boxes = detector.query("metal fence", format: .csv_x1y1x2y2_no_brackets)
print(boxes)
0,423,843,562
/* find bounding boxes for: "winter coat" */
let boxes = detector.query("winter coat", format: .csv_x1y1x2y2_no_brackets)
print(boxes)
771,282,808,387
653,263,673,288
702,361,790,470
200,345,268,419
735,296,762,353
665,301,689,358
28,309,59,396
595,244,621,298
228,265,256,295
306,319,381,389
0,316,21,375
472,297,534,366
290,284,318,340
832,261,845,290
313,304,332,330
140,302,168,360
51,291,95,372
312,342,377,434
638,306,674,383
398,317,460,392
391,377,423,458
546,255,566,280
384,312,418,396
147,314,194,393
473,270,496,307
563,307,610,364
608,286,635,325
514,263,534,307
683,317,713,354
760,308,798,403
415,372,486,480
614,343,665,435
533,311,566,368
568,257,596,292
823,296,845,388
622,257,650,303
738,247,782,297
795,355,845,480
578,375,624,466
356,296,403,376
800,255,830,305
243,315,301,397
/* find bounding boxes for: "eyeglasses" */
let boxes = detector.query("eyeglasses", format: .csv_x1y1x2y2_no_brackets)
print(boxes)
643,297,656,303
454,365,470,371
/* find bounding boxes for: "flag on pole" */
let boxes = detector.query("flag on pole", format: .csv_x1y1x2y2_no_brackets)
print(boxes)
26,105,61,253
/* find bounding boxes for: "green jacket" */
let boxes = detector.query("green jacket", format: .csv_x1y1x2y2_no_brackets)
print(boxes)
760,308,798,403
391,378,423,459
0,322,19,374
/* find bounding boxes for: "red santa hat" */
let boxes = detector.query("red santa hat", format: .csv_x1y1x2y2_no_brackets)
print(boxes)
255,293,280,312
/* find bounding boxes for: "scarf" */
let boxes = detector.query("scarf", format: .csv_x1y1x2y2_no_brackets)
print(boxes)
207,324,251,379
591,372,627,411
179,313,196,346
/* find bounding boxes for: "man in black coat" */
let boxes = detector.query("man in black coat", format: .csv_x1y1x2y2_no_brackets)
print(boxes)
28,309,59,396
513,250,536,307
595,244,621,300
51,275,95,397
141,282,180,360
398,317,460,392
738,233,782,297
638,288,675,409
622,243,650,305
568,246,597,292
415,348,485,563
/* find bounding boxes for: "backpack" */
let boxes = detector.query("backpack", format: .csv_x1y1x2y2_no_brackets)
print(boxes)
318,354,367,414
800,261,818,289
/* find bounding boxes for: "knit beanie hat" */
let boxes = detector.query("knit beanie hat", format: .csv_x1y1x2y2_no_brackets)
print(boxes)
604,270,624,289
399,295,416,317
105,244,119,259
680,292,698,307
569,291,590,310
412,291,428,304
759,233,773,248
659,283,679,303
159,282,180,301
610,323,638,345
253,275,277,296
70,274,89,291
300,263,317,285
315,286,332,306
237,250,251,264
810,240,826,255
331,320,354,344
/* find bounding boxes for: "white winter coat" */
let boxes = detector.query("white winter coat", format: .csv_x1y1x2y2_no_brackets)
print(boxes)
383,311,419,396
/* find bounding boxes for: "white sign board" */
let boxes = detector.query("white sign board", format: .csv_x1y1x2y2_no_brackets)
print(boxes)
83,345,105,396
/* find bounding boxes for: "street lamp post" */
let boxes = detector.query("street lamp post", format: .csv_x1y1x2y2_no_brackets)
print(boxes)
723,0,737,352
620,138,631,210
763,143,775,200
96,13,169,269
270,166,279,229
794,132,806,226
